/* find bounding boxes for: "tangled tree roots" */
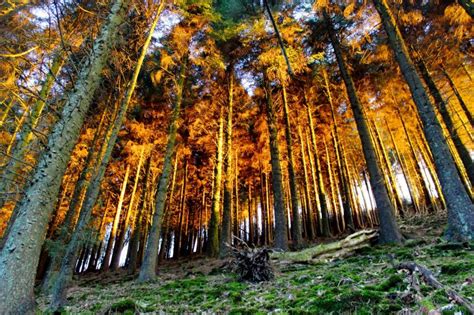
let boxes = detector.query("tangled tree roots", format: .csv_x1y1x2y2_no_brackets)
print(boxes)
228,240,274,283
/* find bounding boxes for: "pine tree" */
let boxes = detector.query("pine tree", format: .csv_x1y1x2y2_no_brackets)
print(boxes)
0,1,130,311
373,0,474,241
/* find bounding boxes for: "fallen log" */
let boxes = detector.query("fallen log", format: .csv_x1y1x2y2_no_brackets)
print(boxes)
271,229,378,264
397,262,474,313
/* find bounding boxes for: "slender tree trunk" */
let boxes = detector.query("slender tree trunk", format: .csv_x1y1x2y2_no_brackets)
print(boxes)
415,58,474,185
159,152,179,262
41,109,108,291
263,73,288,250
325,10,401,243
88,201,109,272
103,164,130,271
373,0,474,241
128,155,152,274
281,83,302,246
208,107,225,257
386,120,413,214
368,122,397,212
340,142,362,228
111,147,145,270
371,120,405,216
175,160,188,258
259,168,268,245
0,0,130,311
440,66,473,125
324,70,354,230
298,126,316,239
265,172,273,242
304,94,330,237
220,71,234,257
197,188,205,253
248,185,254,244
399,112,432,212
262,0,293,75
138,55,188,281
233,150,239,239
48,4,165,308
324,138,339,232
75,245,86,274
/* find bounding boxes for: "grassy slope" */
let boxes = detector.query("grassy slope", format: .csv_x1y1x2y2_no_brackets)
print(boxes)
37,215,473,314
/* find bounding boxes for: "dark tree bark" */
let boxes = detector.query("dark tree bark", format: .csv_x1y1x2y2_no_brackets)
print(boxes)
220,70,234,257
138,56,187,281
373,0,474,241
208,107,225,257
111,147,145,270
262,0,293,75
324,10,402,244
281,83,303,246
50,4,166,307
263,72,288,250
0,0,130,312
440,65,473,126
323,69,354,230
416,58,474,187
304,93,330,237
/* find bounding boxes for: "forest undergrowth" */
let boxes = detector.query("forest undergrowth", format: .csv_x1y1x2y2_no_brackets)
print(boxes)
37,213,473,314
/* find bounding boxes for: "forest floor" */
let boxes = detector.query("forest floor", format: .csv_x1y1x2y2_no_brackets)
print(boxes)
37,214,474,314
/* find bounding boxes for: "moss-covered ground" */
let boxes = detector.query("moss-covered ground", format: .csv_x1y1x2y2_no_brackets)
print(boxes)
37,215,473,314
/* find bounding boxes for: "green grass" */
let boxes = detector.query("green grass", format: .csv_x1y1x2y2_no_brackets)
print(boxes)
36,229,474,314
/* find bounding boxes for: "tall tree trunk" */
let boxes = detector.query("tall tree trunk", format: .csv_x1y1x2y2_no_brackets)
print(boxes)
233,151,240,239
399,113,432,212
281,83,302,246
298,126,316,239
373,0,474,241
263,72,288,250
265,172,273,242
158,151,181,262
88,201,109,272
138,55,188,281
41,110,108,292
128,155,152,274
175,160,188,258
48,4,165,308
416,58,474,185
262,0,293,75
385,120,413,215
324,10,401,243
103,164,130,271
259,168,268,245
323,69,354,230
208,107,225,257
159,152,179,262
220,71,234,257
304,94,330,237
0,0,130,311
197,188,206,253
111,147,145,270
371,120,405,216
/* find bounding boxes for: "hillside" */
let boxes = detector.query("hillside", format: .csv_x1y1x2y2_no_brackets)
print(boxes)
37,215,474,314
